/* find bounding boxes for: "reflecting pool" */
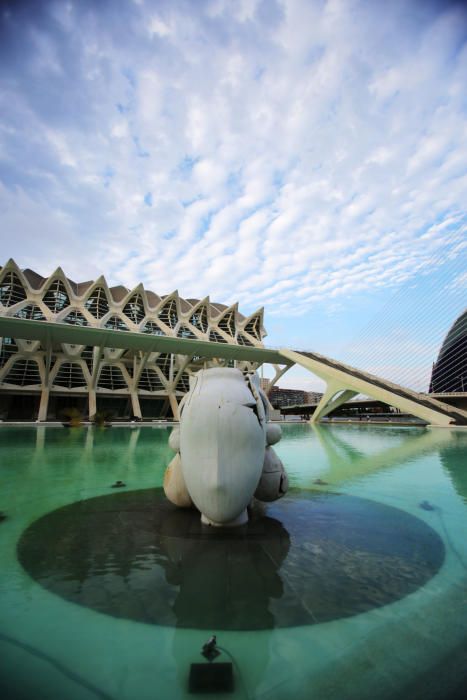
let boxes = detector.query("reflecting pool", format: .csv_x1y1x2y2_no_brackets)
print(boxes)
1,424,467,699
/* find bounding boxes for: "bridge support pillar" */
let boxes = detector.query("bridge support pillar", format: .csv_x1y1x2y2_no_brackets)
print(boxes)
311,385,358,423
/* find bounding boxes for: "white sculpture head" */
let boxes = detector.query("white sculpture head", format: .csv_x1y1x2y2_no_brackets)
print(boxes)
179,368,266,526
164,367,288,527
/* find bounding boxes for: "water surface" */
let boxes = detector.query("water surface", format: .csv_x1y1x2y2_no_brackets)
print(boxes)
1,423,467,699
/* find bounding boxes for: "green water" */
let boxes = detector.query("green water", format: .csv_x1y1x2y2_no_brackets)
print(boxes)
1,424,467,699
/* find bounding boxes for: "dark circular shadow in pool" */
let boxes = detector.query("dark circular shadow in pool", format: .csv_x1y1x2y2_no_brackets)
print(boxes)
17,488,444,630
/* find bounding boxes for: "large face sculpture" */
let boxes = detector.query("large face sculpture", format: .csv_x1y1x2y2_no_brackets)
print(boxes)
163,368,288,527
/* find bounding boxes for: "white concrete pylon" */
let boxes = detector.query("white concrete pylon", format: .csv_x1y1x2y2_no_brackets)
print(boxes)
311,385,359,423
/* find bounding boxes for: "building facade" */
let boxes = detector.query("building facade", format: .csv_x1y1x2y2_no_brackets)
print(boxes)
0,260,266,421
430,309,467,394
268,386,309,408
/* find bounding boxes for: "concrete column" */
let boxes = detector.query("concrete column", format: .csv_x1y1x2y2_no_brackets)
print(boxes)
38,387,50,422
168,392,180,421
89,389,96,419
311,387,358,423
130,390,142,420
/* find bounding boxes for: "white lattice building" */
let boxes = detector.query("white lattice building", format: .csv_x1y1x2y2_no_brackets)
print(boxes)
0,259,266,421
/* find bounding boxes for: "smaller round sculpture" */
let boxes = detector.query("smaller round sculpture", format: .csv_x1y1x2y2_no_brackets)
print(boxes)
163,368,288,527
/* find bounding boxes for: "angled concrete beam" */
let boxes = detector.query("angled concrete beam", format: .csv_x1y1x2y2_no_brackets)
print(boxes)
311,386,358,422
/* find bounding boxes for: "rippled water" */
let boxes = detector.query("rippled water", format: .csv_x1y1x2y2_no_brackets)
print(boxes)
1,423,467,699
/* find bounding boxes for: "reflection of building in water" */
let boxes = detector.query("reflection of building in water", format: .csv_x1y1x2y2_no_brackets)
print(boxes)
439,432,467,502
0,259,265,421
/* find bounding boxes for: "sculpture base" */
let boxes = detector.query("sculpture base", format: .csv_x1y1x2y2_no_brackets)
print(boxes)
201,509,248,527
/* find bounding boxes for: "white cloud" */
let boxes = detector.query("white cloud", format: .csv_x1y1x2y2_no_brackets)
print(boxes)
448,271,467,291
147,16,171,38
0,0,466,333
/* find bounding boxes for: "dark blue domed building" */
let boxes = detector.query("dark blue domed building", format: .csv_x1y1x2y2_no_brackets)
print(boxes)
430,309,467,393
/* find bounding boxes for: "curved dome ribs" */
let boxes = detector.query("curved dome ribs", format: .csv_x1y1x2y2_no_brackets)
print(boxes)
0,271,27,307
0,337,17,368
4,358,42,386
14,304,45,321
241,309,265,342
218,308,236,337
85,286,110,319
141,320,165,336
97,365,128,391
123,293,145,325
104,315,129,332
63,310,88,327
0,260,266,421
244,316,261,340
138,368,165,392
52,362,87,389
430,310,467,393
177,325,197,340
189,303,208,333
158,298,179,330
42,279,71,314
209,330,228,343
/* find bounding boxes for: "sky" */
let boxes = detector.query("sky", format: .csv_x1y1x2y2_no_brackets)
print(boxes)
0,0,466,391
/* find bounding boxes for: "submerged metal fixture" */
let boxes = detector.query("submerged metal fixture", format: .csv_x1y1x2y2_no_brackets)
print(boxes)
420,500,435,511
201,635,220,662
111,480,126,488
189,635,233,694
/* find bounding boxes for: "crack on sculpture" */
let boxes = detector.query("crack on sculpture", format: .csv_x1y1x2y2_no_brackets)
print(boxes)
243,400,263,427
163,367,289,527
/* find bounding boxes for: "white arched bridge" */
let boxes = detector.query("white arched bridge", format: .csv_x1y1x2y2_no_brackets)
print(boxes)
1,316,466,426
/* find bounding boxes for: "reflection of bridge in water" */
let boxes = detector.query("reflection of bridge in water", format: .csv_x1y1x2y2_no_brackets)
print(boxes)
1,316,467,426
309,423,454,487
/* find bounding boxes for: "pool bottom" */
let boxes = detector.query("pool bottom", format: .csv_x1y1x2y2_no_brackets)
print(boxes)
17,487,444,630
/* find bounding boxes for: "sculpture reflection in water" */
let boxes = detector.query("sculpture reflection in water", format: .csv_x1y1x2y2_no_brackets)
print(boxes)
159,505,290,630
163,368,289,526
17,490,291,630
18,488,444,631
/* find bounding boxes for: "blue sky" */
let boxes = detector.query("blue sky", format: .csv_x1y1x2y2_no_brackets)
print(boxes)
0,0,466,391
